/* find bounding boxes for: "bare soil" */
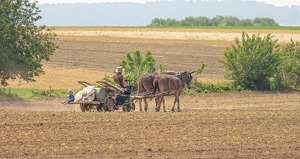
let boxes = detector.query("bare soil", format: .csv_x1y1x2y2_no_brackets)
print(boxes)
0,92,299,158
1,28,300,158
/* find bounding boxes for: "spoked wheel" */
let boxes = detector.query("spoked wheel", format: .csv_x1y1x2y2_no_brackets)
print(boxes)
122,99,132,112
104,97,115,112
80,104,92,112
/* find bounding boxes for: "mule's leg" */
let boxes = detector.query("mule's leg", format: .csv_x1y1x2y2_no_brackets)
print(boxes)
172,97,177,112
155,95,163,112
177,98,181,112
154,97,158,111
144,98,148,112
138,99,143,112
162,97,167,112
176,91,182,112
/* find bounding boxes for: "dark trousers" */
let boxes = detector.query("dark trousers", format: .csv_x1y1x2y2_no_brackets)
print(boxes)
115,94,130,106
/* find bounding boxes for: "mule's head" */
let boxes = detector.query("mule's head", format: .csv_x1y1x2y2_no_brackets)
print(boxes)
180,71,194,89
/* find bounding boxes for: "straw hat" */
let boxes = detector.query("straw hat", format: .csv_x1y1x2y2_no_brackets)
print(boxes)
115,66,124,73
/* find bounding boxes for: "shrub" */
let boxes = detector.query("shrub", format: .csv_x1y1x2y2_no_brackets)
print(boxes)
185,80,242,94
273,39,300,89
221,32,281,90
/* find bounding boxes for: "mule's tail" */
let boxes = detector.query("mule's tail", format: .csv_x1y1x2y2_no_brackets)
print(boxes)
152,78,159,96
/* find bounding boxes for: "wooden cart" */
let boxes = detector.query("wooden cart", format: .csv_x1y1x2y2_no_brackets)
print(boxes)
68,80,134,112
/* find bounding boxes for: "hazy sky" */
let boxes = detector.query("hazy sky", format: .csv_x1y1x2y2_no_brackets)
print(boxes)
36,0,300,7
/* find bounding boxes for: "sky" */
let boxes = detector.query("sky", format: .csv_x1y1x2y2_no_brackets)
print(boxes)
36,0,300,7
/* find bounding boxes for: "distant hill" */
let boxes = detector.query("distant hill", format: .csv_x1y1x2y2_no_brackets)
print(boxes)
37,0,300,26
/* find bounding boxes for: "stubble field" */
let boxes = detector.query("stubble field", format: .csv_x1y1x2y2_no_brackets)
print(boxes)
1,27,300,158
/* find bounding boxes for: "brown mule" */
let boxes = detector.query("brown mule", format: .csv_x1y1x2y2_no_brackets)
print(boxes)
136,71,178,111
152,71,194,112
137,73,156,111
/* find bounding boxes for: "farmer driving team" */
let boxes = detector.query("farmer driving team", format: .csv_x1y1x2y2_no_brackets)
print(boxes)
113,66,131,107
115,78,131,107
63,66,131,107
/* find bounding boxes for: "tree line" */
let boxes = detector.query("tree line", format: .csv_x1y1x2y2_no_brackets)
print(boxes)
148,15,279,27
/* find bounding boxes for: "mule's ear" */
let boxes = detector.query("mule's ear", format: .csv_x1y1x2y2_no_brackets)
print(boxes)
190,71,195,74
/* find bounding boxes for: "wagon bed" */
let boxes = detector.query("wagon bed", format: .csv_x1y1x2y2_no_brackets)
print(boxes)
67,80,135,112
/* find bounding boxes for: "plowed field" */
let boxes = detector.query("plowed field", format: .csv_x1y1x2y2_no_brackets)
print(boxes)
1,28,300,158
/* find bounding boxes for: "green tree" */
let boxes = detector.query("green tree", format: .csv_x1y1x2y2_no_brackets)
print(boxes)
211,15,225,26
238,19,254,26
0,0,56,86
221,32,281,90
254,17,279,26
164,18,179,26
119,50,156,86
181,16,197,26
224,16,240,26
149,18,163,26
195,16,211,26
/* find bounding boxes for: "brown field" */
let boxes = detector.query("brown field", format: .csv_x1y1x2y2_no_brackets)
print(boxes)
1,27,300,158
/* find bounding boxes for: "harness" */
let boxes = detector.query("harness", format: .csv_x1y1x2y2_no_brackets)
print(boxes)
141,74,155,94
158,74,185,95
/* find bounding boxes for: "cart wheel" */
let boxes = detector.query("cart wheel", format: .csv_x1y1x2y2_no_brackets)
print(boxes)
122,100,131,112
104,97,115,112
80,104,92,112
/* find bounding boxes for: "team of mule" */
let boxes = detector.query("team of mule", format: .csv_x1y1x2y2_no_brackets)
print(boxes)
136,71,177,112
136,70,195,112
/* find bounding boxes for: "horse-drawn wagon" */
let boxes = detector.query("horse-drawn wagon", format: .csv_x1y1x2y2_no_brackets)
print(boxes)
67,70,194,112
68,80,134,112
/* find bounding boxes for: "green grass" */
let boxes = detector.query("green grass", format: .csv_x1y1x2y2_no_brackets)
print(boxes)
0,88,80,100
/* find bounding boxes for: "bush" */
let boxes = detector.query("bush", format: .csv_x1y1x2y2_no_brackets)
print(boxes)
185,79,243,94
273,39,300,89
221,32,281,90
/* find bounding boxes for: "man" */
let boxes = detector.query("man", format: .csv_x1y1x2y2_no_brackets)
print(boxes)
113,66,124,88
115,79,131,107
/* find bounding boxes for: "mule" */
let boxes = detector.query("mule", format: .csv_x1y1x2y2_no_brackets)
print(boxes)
136,71,178,111
137,73,156,111
152,71,194,112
